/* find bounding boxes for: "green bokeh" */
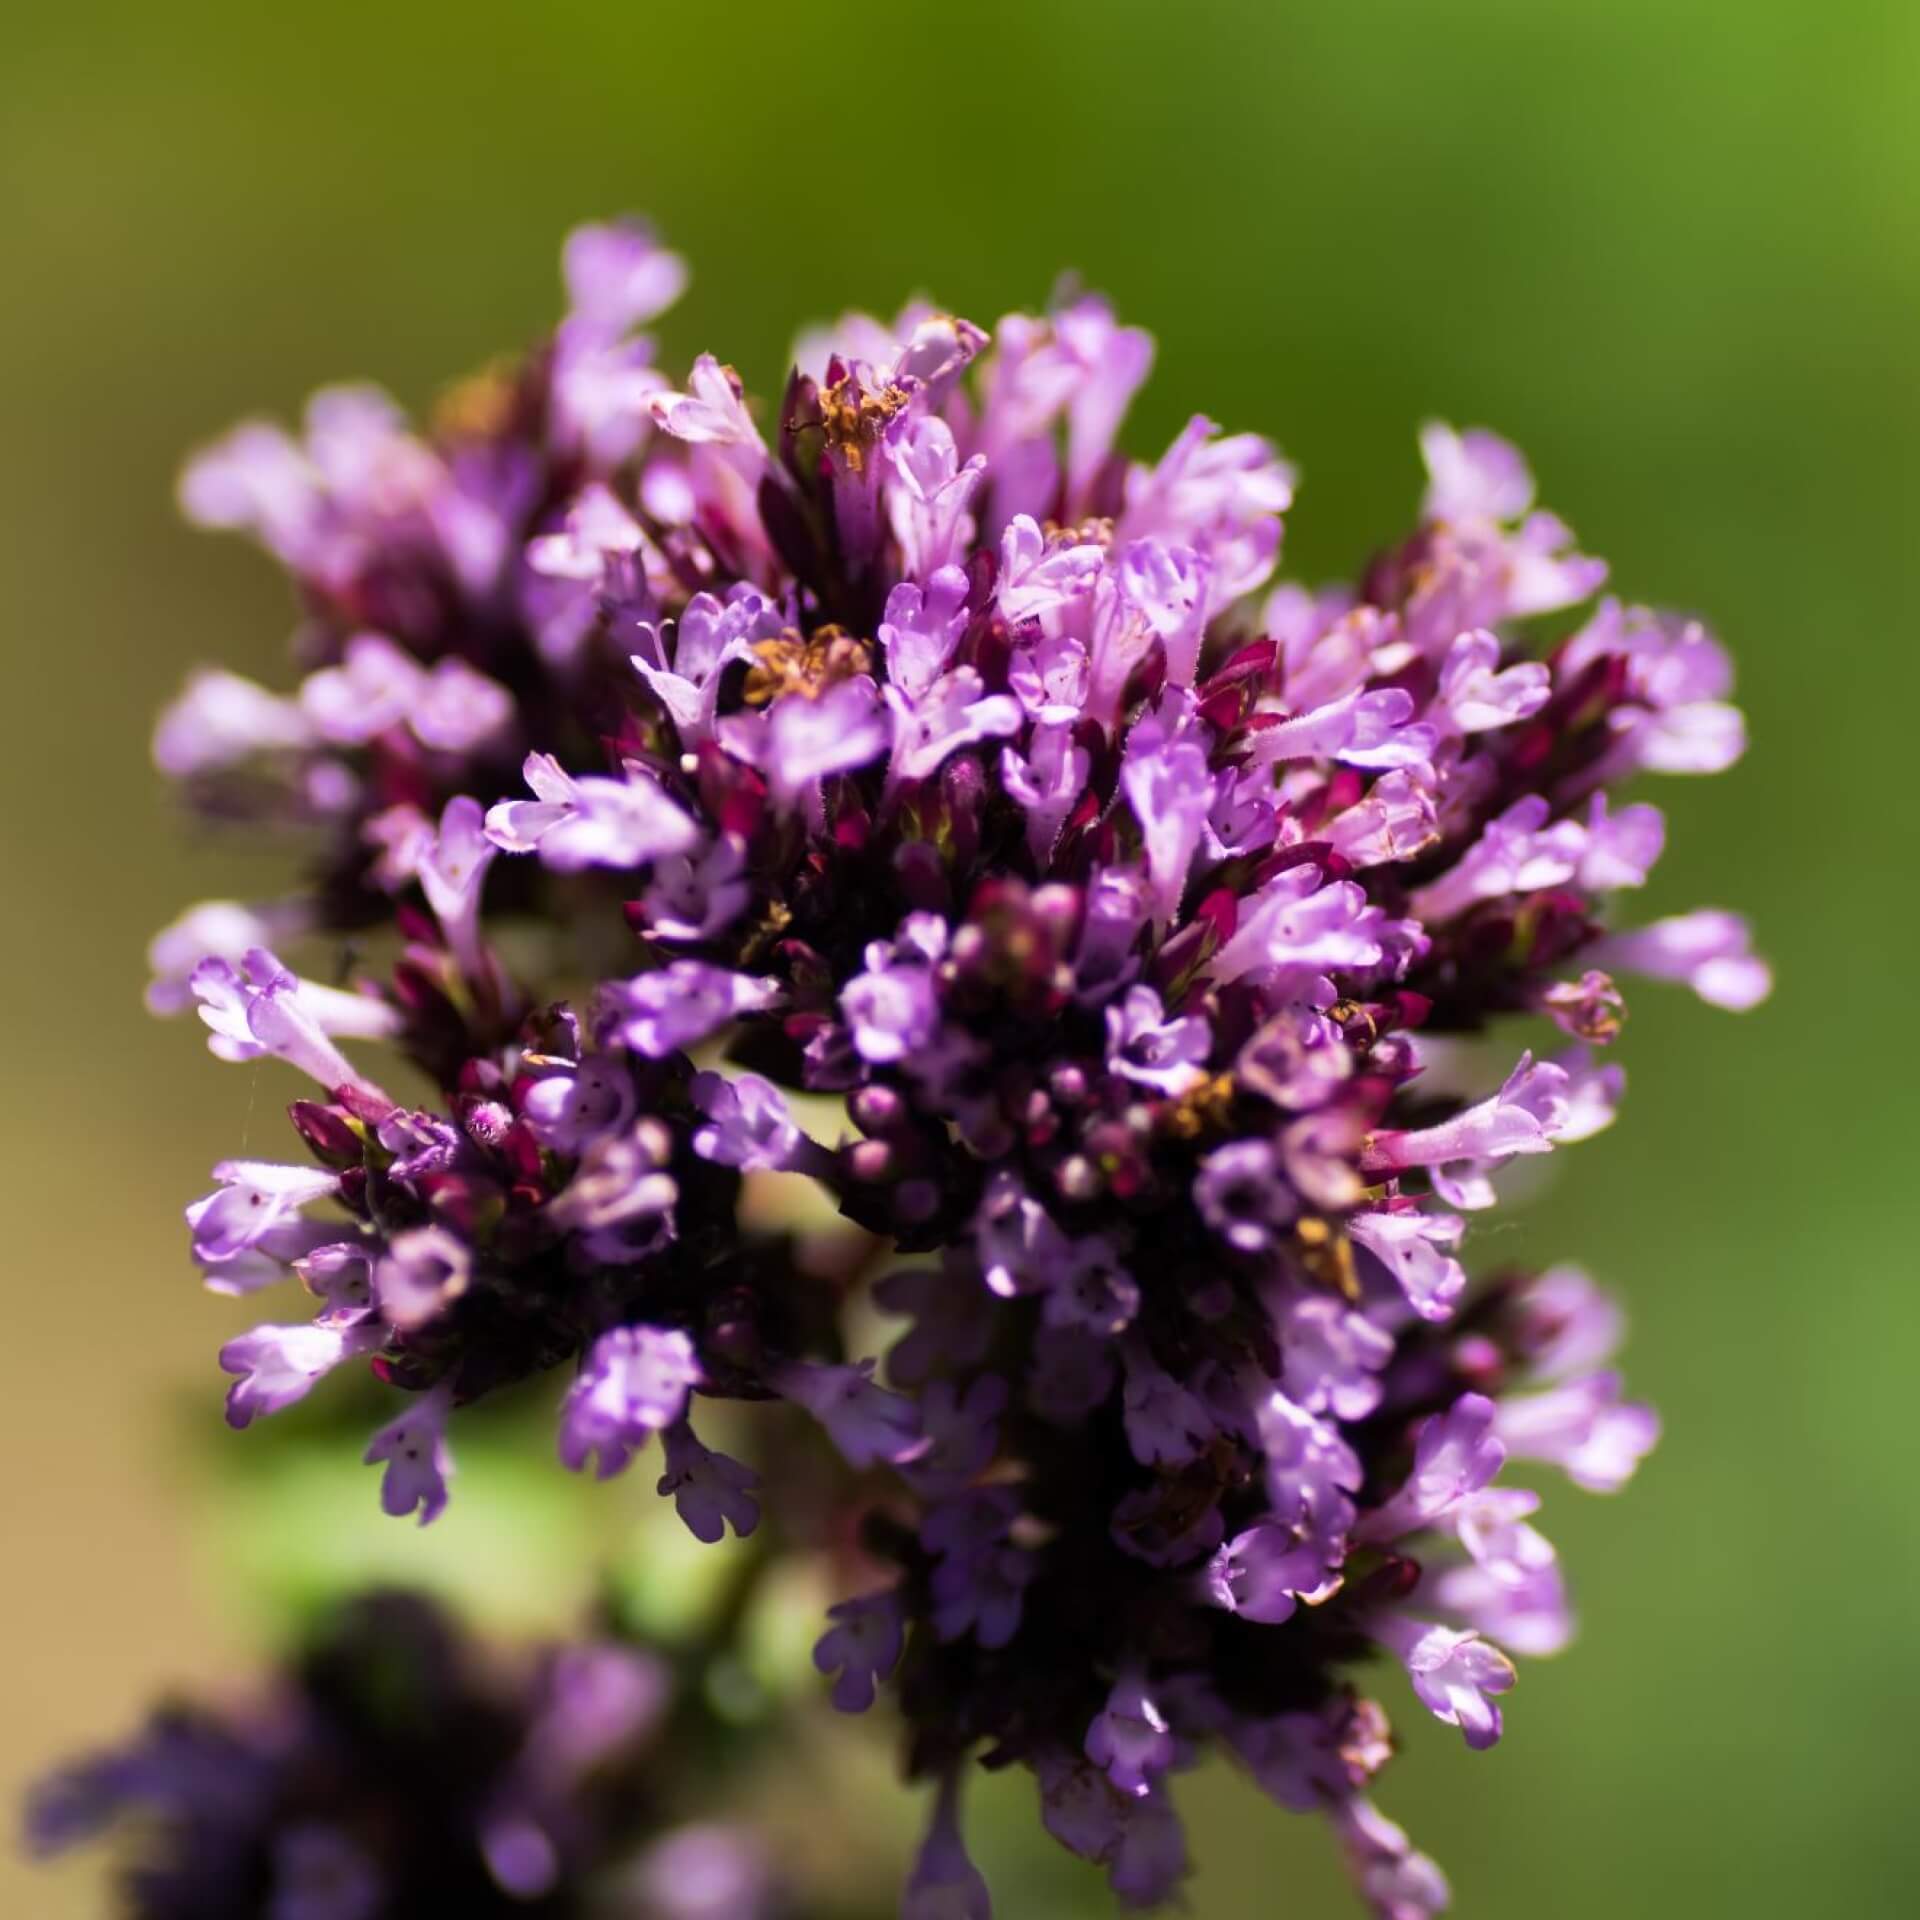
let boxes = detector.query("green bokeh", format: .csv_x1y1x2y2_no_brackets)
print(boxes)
3,1,1915,1914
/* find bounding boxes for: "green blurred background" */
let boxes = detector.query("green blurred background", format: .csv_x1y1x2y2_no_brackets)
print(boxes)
4,0,1916,1912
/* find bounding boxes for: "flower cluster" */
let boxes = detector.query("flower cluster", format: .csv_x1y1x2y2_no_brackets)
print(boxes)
143,220,1764,1914
25,1590,788,1919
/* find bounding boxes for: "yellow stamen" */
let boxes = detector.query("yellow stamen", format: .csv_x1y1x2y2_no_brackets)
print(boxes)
1160,1073,1237,1140
432,358,521,440
818,377,909,474
742,626,874,705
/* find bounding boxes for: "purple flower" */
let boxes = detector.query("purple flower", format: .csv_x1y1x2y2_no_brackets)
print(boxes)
1277,1294,1393,1422
220,1322,375,1428
1037,1751,1189,1909
1406,796,1584,923
1361,1053,1570,1181
877,1257,997,1388
561,217,688,336
177,415,321,550
1043,1237,1141,1338
1122,729,1216,931
1224,1699,1392,1813
1560,600,1746,777
1420,421,1537,523
153,667,315,775
1433,1559,1573,1659
1493,1372,1659,1492
904,1374,1007,1493
363,1387,454,1525
598,962,780,1058
885,667,1022,791
549,334,669,478
1119,412,1293,615
1205,764,1280,860
1204,1521,1343,1624
1054,296,1157,508
299,631,431,744
485,751,698,870
1553,1045,1625,1144
1211,867,1386,986
1372,1616,1515,1751
1508,1264,1625,1381
146,897,312,1016
640,835,751,944
363,803,434,891
975,1175,1072,1299
1327,769,1439,868
1575,794,1667,891
657,1420,761,1542
1257,1393,1362,1540
1086,539,1208,722
924,1488,1033,1649
1072,866,1153,1002
418,795,497,977
557,1326,702,1479
1454,1486,1557,1589
529,480,644,581
1193,1139,1297,1253
753,680,893,810
1009,642,1092,740
1586,909,1773,1011
1435,628,1551,734
520,1053,637,1153
1105,984,1211,1097
374,1225,472,1332
999,515,1103,626
813,1590,906,1713
1246,686,1437,772
524,1639,674,1784
1237,1008,1351,1111
546,1132,672,1266
887,421,986,584
1086,1669,1176,1799
186,1159,339,1281
877,571,969,700
301,1243,376,1326
1001,720,1091,863
1121,1342,1217,1467
902,1773,992,1920
191,949,395,1091
689,1069,804,1172
772,1358,927,1470
1355,1395,1506,1544
974,295,1147,517
1335,1796,1452,1920
841,938,942,1065
1347,1207,1467,1321
631,592,779,743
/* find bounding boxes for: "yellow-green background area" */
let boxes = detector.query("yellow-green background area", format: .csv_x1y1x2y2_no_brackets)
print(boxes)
4,1,1915,1913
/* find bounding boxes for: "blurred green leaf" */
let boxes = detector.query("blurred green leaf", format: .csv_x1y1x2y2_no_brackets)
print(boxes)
202,1429,607,1636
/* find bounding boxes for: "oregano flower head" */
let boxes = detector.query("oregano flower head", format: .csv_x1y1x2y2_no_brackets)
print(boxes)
143,218,1764,1915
